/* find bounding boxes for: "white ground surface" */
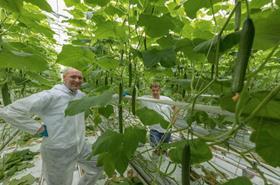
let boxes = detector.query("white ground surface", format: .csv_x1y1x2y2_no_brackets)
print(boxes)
1,132,279,185
0,136,107,185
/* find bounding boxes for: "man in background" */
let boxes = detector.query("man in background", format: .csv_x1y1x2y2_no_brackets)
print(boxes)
141,82,174,154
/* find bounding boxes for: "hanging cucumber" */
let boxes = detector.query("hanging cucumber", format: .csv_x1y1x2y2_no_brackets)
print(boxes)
120,49,124,64
118,83,123,134
105,72,108,86
182,143,191,185
144,36,147,51
232,18,255,101
128,62,132,87
210,64,215,80
95,79,99,87
1,83,11,106
136,79,140,89
182,72,187,98
132,85,136,115
234,0,241,31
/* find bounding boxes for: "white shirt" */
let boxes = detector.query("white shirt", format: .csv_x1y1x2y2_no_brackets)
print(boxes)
140,95,173,133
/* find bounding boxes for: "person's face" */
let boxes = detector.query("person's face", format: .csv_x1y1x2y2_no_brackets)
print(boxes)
63,69,83,91
151,86,160,99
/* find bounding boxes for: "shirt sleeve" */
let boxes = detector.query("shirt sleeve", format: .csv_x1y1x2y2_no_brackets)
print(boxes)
0,91,53,134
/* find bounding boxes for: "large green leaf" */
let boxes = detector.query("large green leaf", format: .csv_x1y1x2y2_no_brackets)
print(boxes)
93,127,146,176
69,8,85,19
162,13,184,33
142,48,176,68
192,20,214,40
95,21,127,40
94,56,120,70
181,20,194,39
250,0,270,9
0,48,48,72
194,31,240,54
64,0,80,7
252,10,280,50
136,107,170,129
167,139,213,164
104,4,125,17
183,0,221,19
93,130,123,155
250,118,280,167
113,146,129,175
24,0,52,12
97,153,115,177
4,42,46,59
175,38,205,61
18,14,54,39
27,72,55,88
157,35,177,49
222,177,252,185
138,14,175,38
193,31,240,63
0,0,23,13
90,14,106,25
20,6,47,21
123,127,146,157
65,90,113,116
57,45,95,70
67,19,87,27
85,0,110,7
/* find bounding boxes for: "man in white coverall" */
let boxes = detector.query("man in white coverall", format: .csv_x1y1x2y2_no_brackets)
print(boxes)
0,68,102,185
141,83,174,152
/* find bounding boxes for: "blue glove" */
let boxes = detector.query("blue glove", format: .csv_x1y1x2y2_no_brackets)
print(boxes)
122,91,129,96
38,125,48,137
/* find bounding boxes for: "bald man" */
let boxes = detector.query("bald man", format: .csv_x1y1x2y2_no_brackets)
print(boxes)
0,68,102,185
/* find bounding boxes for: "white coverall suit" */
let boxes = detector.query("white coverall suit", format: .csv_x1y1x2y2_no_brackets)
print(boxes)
0,84,102,185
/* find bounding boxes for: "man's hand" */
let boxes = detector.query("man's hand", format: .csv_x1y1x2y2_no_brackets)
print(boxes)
36,125,48,137
171,106,180,125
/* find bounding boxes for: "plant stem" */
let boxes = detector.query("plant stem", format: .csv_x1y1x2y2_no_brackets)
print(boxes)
245,0,250,18
209,0,217,26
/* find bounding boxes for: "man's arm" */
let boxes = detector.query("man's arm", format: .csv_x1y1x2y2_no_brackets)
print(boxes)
165,97,179,124
0,91,52,134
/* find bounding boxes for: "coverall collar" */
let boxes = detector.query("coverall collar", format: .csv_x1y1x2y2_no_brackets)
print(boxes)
54,84,78,96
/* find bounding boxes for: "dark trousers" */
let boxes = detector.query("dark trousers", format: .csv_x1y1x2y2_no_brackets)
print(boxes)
150,129,171,147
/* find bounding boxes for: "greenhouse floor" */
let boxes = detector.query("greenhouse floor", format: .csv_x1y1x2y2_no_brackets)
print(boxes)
0,136,107,185
1,131,280,185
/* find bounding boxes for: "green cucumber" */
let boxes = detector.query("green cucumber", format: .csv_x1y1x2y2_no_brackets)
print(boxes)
118,83,123,134
234,0,241,31
132,85,136,115
1,83,11,106
105,72,108,86
232,18,255,93
128,62,132,87
182,143,191,185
